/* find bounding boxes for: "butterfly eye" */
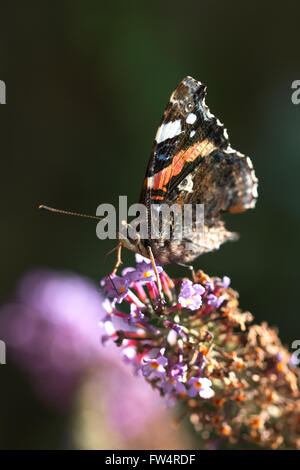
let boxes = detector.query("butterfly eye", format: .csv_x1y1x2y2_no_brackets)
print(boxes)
185,102,194,113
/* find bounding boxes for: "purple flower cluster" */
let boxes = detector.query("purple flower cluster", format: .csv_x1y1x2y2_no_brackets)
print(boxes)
3,256,298,449
98,255,230,404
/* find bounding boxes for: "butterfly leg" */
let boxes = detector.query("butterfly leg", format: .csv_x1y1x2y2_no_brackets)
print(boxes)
177,262,196,282
146,245,165,309
188,265,196,282
111,242,123,275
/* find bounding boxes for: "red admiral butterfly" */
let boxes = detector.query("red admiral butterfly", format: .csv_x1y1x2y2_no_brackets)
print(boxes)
120,76,258,265
40,76,258,297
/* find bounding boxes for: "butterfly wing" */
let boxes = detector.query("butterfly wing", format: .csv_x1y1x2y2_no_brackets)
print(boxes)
139,76,258,263
140,76,258,222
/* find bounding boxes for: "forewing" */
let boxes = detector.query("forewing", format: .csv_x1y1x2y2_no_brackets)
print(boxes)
139,76,258,222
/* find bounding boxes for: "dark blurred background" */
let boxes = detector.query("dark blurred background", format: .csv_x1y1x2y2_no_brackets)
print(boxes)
0,0,299,449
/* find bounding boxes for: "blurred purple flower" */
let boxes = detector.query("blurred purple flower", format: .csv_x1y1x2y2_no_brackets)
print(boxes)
0,269,106,408
0,268,167,437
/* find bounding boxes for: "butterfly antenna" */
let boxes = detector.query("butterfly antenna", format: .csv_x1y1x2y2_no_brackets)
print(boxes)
103,245,118,266
38,204,103,221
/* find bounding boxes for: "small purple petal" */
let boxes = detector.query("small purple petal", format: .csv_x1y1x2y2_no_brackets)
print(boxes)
222,276,231,289
178,279,205,311
188,386,198,398
157,356,168,367
216,295,225,309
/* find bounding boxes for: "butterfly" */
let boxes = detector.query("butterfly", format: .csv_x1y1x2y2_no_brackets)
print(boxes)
40,76,258,299
119,76,258,268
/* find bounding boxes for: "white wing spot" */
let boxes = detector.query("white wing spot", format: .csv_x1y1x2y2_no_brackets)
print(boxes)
178,173,194,193
206,109,214,119
246,157,253,169
225,145,235,154
147,176,153,189
156,119,182,144
190,130,196,138
251,169,258,183
252,184,258,198
186,113,197,124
